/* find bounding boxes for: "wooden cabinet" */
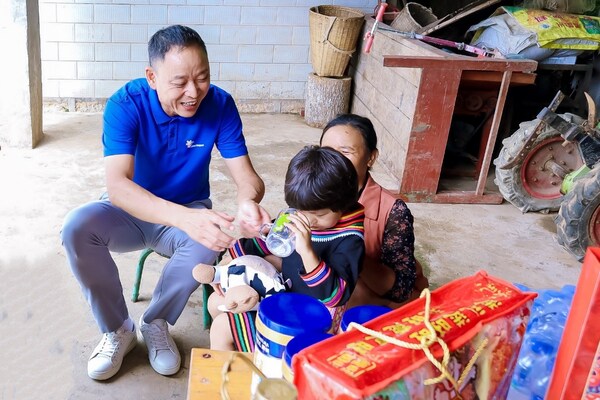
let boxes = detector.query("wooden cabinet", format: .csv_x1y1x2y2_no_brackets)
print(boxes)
349,18,537,203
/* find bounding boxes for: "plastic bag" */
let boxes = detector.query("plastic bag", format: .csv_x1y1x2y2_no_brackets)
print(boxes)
469,7,600,51
521,0,596,14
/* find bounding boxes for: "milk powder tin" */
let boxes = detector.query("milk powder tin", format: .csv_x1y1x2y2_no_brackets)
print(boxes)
282,332,334,382
252,292,332,389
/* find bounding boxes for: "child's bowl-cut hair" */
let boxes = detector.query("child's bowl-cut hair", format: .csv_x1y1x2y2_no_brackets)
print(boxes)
285,145,358,213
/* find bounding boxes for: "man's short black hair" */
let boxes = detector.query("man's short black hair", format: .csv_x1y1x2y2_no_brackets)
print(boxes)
148,25,207,66
284,146,358,213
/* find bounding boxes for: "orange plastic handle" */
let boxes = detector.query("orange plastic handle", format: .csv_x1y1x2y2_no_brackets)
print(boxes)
364,32,375,54
363,3,388,54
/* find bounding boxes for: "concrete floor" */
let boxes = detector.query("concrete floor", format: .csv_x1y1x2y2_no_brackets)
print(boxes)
0,111,582,400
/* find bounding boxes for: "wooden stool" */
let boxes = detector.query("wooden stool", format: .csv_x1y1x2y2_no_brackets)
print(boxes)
187,349,252,400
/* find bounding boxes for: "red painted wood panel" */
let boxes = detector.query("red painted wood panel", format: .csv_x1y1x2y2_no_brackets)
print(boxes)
400,67,462,194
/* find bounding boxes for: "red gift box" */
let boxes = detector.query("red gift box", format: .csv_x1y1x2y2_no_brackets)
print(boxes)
293,271,536,399
548,247,600,400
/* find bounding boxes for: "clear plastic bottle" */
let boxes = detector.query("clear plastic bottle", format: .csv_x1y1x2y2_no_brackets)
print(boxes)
259,208,297,257
508,284,576,399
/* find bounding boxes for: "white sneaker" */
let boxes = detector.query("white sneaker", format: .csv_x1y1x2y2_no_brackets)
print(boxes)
87,326,136,380
139,317,181,376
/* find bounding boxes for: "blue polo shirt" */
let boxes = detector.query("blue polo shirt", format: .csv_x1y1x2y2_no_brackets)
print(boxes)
103,78,247,204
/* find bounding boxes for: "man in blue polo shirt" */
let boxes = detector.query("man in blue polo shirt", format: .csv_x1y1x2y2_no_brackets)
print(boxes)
61,25,270,380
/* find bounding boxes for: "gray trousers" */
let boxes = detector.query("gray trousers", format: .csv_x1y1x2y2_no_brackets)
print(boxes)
61,197,218,333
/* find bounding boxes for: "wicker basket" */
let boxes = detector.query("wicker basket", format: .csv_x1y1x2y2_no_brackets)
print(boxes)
390,3,437,33
309,5,365,77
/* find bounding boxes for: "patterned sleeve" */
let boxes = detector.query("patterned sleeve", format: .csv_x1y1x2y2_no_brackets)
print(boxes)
228,237,272,259
381,199,417,303
300,235,364,308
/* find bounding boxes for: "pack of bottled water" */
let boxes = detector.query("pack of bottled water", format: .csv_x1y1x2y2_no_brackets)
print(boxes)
507,283,576,399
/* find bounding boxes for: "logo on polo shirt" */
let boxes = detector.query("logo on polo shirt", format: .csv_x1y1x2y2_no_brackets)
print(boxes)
186,140,204,148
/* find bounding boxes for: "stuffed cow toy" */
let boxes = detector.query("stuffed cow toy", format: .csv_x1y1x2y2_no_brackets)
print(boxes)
192,254,288,313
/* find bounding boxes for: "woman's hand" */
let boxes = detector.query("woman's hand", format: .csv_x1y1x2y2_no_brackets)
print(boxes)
286,213,320,272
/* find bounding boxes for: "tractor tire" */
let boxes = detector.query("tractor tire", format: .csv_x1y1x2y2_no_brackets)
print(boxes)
555,165,600,261
493,113,584,213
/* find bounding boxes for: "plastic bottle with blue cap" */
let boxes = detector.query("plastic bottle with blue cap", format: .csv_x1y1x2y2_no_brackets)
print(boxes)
508,284,575,399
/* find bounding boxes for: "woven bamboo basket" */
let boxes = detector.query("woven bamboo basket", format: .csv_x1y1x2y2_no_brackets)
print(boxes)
309,5,365,77
390,3,437,33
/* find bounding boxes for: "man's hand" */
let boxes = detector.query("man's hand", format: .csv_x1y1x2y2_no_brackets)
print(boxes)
223,155,268,237
236,199,271,238
178,208,236,252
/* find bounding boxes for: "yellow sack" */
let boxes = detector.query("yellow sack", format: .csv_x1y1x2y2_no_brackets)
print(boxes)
497,6,600,50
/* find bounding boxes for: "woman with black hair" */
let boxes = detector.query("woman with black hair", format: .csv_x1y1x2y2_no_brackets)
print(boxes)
320,114,429,308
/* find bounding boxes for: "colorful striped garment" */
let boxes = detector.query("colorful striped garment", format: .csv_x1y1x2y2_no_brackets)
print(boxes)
229,204,365,307
226,204,366,352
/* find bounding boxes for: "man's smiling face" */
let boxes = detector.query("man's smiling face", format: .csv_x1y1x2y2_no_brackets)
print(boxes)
145,45,210,118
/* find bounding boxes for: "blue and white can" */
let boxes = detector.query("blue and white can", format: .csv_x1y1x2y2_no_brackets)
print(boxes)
282,332,333,382
252,292,332,390
340,305,391,332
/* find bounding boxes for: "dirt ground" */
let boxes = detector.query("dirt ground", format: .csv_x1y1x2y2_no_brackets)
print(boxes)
0,111,581,400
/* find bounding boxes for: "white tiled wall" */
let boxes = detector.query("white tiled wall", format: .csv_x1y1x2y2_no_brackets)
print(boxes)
39,0,374,111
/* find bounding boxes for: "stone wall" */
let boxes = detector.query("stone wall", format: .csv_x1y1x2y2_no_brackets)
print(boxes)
38,0,374,112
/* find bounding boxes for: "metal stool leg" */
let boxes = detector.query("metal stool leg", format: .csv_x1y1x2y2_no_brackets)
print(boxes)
132,248,154,302
202,284,215,329
132,248,220,330
201,252,222,329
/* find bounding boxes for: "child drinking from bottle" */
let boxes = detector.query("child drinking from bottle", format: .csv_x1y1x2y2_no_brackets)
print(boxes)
208,145,365,350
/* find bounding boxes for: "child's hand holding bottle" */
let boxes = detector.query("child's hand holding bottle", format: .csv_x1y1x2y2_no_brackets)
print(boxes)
286,212,320,273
